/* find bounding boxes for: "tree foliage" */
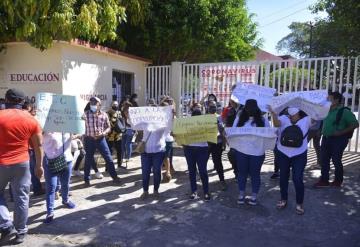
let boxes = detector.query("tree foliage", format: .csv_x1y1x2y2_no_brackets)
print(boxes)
112,0,261,64
0,0,130,50
276,0,360,57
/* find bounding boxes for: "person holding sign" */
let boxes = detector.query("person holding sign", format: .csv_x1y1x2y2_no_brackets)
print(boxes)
83,97,121,187
183,103,211,201
232,99,270,206
270,107,312,215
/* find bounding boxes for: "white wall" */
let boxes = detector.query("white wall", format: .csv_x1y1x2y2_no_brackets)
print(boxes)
0,43,63,100
60,43,148,109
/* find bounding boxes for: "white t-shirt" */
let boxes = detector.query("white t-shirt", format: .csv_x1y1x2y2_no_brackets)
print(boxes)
142,128,167,153
43,132,73,162
231,117,271,156
277,116,311,158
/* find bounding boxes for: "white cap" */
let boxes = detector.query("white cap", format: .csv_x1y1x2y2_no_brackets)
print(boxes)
288,107,300,116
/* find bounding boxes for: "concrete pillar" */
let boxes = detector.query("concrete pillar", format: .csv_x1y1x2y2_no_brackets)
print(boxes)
170,62,183,117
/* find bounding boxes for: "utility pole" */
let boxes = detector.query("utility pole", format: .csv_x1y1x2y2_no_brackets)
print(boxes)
309,21,314,58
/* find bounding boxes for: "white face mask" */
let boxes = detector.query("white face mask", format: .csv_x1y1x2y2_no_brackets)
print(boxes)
90,105,97,112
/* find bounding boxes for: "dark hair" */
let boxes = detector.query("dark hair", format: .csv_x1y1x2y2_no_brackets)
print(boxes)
329,91,343,104
207,94,217,102
84,102,90,112
237,99,264,127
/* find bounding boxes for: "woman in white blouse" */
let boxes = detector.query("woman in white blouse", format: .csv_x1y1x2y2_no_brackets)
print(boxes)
233,99,270,206
42,132,75,223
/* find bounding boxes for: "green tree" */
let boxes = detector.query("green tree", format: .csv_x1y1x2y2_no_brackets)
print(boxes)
276,0,360,57
0,0,133,50
112,0,261,64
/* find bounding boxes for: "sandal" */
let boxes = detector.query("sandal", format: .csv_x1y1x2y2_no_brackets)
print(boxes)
276,200,287,209
296,205,305,215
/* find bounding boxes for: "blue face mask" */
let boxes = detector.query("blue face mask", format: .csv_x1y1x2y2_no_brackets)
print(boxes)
90,105,97,112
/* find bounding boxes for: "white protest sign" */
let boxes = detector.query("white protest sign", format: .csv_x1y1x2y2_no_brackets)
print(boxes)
225,127,278,152
129,106,173,131
270,90,330,120
35,93,85,134
230,82,276,112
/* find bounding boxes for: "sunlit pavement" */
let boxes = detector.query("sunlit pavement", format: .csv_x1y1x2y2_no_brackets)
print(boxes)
3,148,360,247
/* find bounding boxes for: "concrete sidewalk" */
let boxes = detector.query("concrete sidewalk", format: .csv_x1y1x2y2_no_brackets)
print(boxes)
2,149,360,247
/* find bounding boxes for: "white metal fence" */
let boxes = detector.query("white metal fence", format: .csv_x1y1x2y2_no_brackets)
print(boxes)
146,56,360,153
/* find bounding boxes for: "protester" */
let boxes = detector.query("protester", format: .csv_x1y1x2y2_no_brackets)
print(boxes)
107,101,124,169
207,101,227,190
121,101,135,164
130,94,139,107
307,120,322,165
270,107,312,215
0,89,43,244
314,92,359,188
163,97,176,176
0,98,5,110
183,103,211,201
232,100,269,205
42,132,76,223
71,135,86,176
83,97,121,186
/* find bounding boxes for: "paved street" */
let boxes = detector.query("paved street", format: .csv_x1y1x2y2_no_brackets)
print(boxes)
2,148,360,247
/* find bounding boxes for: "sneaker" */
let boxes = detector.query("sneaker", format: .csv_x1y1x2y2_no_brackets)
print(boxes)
270,173,279,179
330,180,342,187
189,192,198,200
140,191,149,200
95,172,103,179
13,233,26,244
237,196,245,205
153,190,160,199
220,181,227,191
73,170,83,177
63,200,76,209
204,193,211,202
247,197,257,206
112,177,122,184
313,180,330,188
0,226,17,243
43,214,54,224
84,181,91,188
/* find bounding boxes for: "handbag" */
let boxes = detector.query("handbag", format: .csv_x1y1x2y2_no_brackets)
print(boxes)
47,133,68,174
114,117,126,133
134,132,152,154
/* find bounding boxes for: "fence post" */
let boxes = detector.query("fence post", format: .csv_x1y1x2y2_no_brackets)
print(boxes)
170,61,183,117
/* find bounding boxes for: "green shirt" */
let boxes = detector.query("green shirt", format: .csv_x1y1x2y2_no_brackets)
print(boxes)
322,106,358,137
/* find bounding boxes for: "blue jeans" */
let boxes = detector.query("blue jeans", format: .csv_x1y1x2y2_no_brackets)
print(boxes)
122,130,134,160
84,136,118,182
277,150,307,204
183,146,209,194
140,152,166,192
29,150,42,193
44,158,72,215
235,151,265,194
0,162,31,234
320,136,349,183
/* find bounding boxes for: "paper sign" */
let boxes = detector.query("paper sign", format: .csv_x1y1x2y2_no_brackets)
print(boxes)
173,115,218,145
270,90,330,120
225,127,278,152
129,106,173,131
35,93,85,134
231,82,276,112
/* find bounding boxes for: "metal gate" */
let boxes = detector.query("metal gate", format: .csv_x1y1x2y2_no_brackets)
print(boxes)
146,56,360,153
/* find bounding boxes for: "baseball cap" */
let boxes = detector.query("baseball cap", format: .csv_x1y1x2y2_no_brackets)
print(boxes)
5,88,25,101
89,96,101,103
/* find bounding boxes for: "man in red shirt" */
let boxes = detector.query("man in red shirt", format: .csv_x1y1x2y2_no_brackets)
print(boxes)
0,89,43,245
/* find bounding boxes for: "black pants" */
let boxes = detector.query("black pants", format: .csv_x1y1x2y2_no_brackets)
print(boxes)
208,142,225,181
307,129,322,164
273,146,279,173
108,139,123,167
72,149,98,172
227,148,238,178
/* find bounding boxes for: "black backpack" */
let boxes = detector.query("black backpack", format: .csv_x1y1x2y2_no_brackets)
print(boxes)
280,124,308,148
334,107,355,139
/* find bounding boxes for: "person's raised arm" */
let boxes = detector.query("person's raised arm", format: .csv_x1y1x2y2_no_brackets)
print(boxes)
30,133,44,179
268,106,281,127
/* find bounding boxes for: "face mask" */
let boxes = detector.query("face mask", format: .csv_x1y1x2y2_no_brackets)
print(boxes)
192,109,202,116
208,106,217,114
112,106,118,111
90,105,97,112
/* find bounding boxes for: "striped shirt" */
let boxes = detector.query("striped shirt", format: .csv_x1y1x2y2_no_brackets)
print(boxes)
84,110,110,137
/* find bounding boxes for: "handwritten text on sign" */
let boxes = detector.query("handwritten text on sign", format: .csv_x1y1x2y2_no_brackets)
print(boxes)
270,90,330,120
36,93,85,134
129,106,173,131
173,115,218,145
231,82,276,112
225,127,278,152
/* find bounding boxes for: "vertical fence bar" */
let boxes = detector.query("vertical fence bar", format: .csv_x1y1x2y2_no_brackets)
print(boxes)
289,61,294,92
326,59,331,91
339,58,344,93
301,60,305,91
319,59,324,89
313,59,318,90
332,59,337,92
307,59,311,90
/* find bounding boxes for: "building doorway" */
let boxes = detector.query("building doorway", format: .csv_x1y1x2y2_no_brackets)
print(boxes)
112,70,134,103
